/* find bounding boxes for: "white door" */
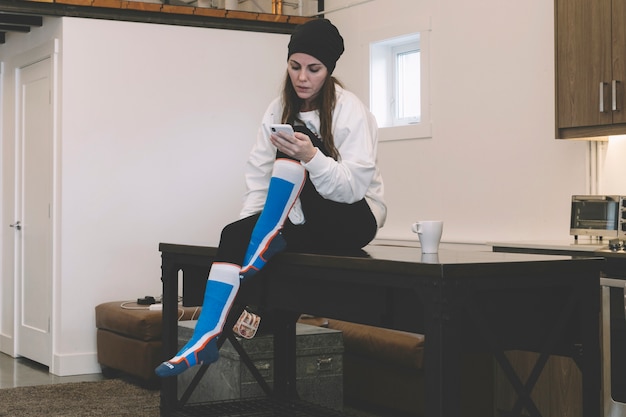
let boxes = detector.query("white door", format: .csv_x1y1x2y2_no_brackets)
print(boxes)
15,57,53,366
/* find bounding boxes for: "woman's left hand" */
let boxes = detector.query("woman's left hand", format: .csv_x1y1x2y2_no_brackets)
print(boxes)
270,131,317,163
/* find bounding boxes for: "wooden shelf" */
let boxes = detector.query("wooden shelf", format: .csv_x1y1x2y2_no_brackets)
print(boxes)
0,0,312,35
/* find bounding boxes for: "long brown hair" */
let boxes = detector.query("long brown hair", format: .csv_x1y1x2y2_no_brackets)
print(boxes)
281,72,342,160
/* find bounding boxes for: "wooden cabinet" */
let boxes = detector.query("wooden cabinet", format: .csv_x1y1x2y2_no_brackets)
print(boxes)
555,0,626,139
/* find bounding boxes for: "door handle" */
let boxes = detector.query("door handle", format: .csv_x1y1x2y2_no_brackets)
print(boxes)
613,80,621,111
9,221,21,231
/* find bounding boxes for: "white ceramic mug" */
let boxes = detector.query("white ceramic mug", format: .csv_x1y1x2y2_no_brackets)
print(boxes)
411,221,443,254
420,253,440,264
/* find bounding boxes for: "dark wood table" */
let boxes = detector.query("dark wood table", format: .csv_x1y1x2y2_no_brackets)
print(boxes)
159,243,603,417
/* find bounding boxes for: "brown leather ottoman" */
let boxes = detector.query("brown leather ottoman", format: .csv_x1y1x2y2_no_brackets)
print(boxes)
95,301,201,387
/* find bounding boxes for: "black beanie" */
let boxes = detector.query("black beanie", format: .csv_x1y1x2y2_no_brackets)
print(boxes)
287,19,344,74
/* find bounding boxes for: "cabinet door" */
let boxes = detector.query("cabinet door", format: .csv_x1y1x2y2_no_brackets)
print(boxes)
612,0,626,124
556,0,612,129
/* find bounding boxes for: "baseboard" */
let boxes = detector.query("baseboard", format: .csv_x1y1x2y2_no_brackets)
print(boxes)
51,351,101,376
0,333,16,357
1,337,101,376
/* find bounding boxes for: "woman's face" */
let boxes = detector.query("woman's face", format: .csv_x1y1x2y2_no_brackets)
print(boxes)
288,53,329,111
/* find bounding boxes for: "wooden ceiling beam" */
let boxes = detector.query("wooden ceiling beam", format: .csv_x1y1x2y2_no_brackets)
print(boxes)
0,13,43,27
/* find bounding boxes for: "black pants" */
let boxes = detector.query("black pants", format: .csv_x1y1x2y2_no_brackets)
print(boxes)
215,125,378,269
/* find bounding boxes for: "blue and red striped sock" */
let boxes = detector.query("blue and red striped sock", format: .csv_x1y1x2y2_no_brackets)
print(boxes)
155,263,240,377
240,158,305,280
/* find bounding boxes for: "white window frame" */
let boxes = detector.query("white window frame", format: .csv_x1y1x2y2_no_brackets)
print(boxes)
366,20,432,142
394,42,420,125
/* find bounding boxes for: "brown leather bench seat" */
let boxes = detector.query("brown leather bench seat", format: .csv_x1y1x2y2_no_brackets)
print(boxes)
96,301,491,413
95,301,201,387
298,316,493,416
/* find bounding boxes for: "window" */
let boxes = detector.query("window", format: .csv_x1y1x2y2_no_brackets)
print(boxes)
368,24,431,141
396,45,420,123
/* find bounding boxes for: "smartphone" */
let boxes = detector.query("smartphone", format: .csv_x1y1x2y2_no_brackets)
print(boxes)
270,124,295,136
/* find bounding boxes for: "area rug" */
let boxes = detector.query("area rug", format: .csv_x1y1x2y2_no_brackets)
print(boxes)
0,378,160,417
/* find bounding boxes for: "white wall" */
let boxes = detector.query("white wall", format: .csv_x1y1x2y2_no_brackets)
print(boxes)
58,18,287,300
1,17,289,375
599,136,626,194
58,18,288,373
328,0,589,243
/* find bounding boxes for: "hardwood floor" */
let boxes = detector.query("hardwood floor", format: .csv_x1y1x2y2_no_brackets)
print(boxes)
0,353,104,389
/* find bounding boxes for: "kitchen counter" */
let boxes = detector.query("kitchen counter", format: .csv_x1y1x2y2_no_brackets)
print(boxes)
491,239,626,278
490,239,607,257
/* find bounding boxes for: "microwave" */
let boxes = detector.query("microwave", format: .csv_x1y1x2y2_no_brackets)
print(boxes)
570,195,626,239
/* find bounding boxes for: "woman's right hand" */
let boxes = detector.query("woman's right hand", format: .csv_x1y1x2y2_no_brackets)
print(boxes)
270,131,317,163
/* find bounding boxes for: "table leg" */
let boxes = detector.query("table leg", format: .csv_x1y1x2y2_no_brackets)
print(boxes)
272,311,299,400
160,257,179,412
422,286,462,417
581,282,601,417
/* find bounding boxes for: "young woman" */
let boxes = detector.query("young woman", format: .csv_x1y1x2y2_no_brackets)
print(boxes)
155,18,386,378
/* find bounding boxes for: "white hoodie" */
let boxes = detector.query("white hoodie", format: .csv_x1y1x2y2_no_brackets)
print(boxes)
241,85,386,229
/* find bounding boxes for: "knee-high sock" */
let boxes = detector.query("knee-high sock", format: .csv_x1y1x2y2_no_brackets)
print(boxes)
154,262,240,377
240,158,306,280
